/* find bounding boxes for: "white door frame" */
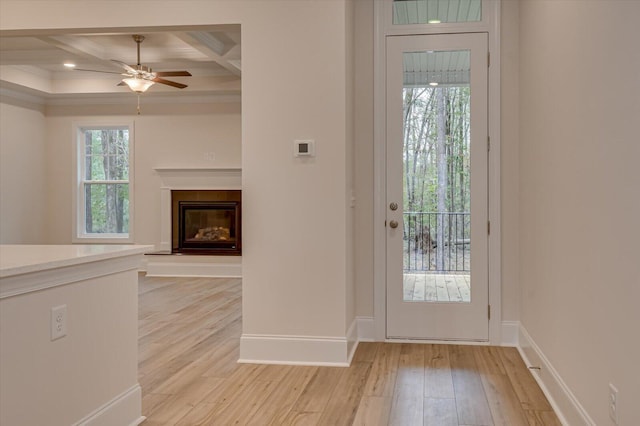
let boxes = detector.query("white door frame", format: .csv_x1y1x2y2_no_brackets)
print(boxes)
372,0,503,344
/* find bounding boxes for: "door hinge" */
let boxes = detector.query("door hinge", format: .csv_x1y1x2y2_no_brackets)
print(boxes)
488,51,491,67
384,220,387,227
488,220,491,235
488,136,491,152
488,305,491,320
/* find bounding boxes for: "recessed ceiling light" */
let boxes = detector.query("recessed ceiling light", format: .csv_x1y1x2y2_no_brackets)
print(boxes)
428,19,441,24
63,63,76,68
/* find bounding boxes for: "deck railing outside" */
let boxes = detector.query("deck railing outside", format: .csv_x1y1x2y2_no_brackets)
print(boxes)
403,212,470,272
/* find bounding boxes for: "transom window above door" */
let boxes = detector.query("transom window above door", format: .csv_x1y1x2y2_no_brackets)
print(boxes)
392,0,482,25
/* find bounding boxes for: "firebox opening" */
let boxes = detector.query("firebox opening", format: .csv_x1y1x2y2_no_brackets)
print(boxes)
172,190,241,255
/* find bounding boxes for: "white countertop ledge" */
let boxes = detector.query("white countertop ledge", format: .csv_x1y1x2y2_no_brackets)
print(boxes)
0,244,152,278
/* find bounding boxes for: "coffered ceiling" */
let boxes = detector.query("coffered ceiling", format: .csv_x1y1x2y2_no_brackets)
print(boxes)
0,25,241,103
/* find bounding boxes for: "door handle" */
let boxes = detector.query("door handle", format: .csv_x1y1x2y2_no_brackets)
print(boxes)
389,220,399,229
389,202,398,211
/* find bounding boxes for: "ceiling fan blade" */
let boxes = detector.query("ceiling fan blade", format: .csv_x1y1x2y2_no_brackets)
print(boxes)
74,68,125,75
154,71,192,77
152,77,188,89
111,59,138,74
117,81,126,86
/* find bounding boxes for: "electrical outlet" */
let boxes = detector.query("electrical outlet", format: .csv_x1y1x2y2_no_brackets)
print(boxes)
51,305,67,341
609,383,619,425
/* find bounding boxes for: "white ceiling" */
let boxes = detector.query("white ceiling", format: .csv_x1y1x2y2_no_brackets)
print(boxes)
0,25,241,102
403,50,470,87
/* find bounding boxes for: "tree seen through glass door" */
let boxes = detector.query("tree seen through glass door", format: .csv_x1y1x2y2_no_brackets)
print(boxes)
402,84,471,275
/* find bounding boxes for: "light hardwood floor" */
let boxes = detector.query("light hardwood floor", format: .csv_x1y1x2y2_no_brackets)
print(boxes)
138,275,561,425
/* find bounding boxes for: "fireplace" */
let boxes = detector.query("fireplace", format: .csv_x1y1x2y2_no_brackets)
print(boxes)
171,190,241,255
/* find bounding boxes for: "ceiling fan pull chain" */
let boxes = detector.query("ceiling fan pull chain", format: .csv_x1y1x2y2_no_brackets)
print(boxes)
137,94,141,115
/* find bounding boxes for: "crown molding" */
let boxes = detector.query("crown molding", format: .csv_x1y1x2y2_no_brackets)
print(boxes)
45,92,241,106
0,86,46,105
0,83,240,107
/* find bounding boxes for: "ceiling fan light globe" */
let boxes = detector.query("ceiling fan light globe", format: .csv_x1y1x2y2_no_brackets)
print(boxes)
123,77,154,93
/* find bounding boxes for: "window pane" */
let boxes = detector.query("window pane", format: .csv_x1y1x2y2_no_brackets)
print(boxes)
402,49,472,302
82,128,129,181
84,183,129,234
105,155,115,180
85,154,106,180
404,50,470,86
393,0,481,25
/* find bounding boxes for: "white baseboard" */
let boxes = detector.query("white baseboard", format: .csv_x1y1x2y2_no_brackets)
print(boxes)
74,384,144,426
145,259,242,278
356,316,375,342
346,318,359,364
239,333,353,366
518,325,595,426
356,317,512,346
500,320,520,347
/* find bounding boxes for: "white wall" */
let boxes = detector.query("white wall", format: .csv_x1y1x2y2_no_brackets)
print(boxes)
1,0,356,363
354,0,375,320
239,1,351,346
0,99,46,243
500,0,521,321
44,102,241,245
519,0,640,424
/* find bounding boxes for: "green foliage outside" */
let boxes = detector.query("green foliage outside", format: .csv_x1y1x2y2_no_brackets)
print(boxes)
403,86,471,214
402,85,472,272
83,129,129,234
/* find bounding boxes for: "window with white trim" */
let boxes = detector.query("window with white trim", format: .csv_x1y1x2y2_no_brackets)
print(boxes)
74,123,134,242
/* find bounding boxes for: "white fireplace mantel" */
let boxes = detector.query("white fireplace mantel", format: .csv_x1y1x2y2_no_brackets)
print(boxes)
154,167,242,190
153,167,242,253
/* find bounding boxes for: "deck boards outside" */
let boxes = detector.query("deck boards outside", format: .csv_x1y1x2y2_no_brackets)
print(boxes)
404,273,471,302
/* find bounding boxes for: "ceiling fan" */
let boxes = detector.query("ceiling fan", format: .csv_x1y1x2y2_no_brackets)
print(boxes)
75,34,192,93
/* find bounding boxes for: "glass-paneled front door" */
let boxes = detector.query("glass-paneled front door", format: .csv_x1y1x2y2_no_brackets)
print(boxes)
386,33,489,340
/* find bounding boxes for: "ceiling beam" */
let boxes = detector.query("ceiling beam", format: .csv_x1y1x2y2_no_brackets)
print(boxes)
188,32,227,56
176,32,241,76
0,50,68,66
35,35,117,69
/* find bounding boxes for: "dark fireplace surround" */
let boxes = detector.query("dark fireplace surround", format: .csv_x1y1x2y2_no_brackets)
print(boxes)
171,190,241,255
